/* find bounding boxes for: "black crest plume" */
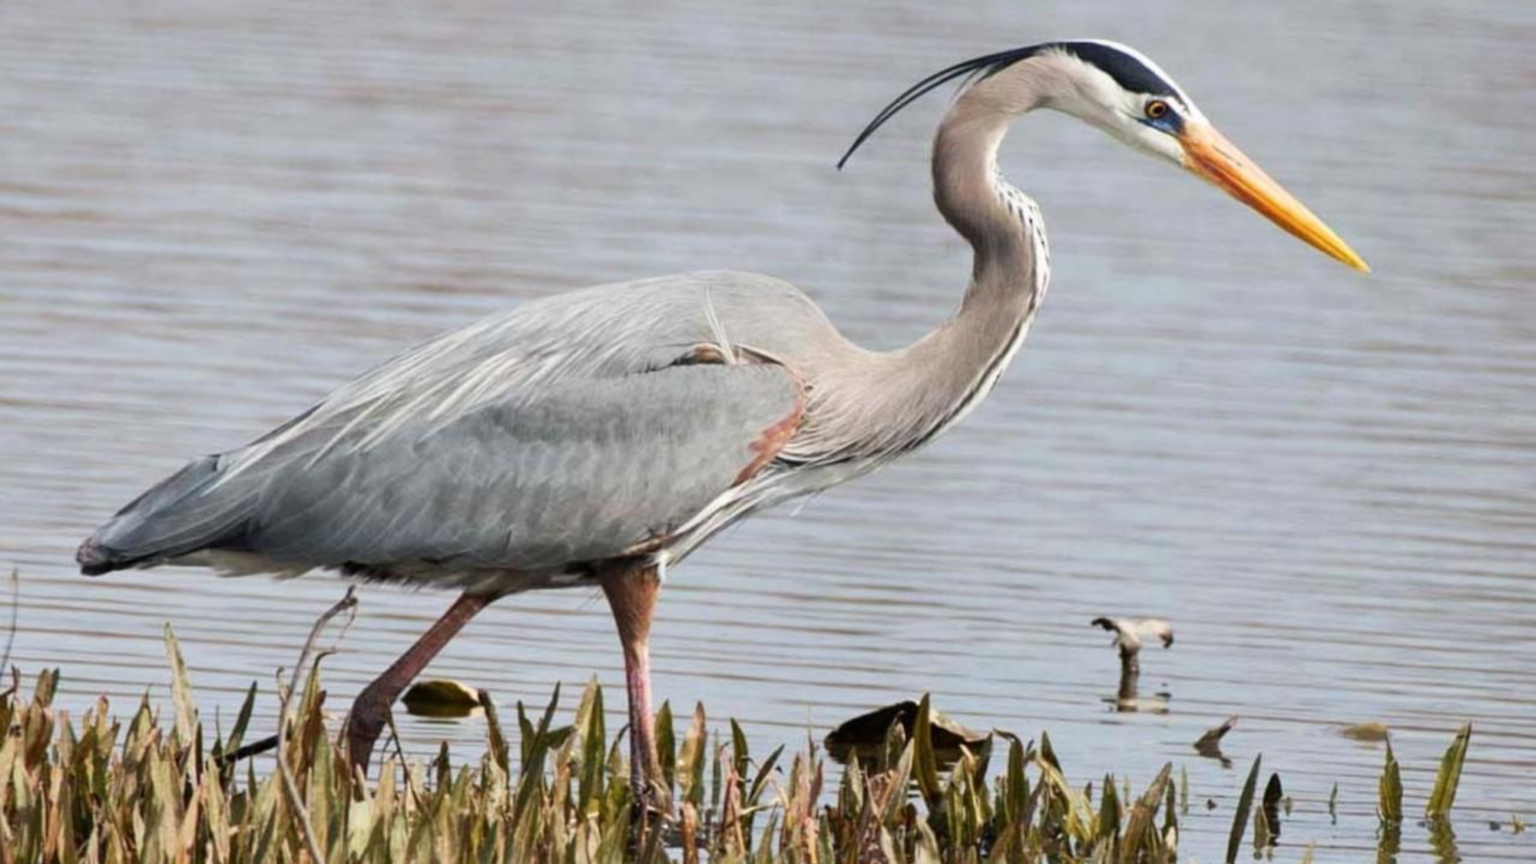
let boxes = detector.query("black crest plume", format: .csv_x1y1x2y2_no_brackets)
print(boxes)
836,44,1049,170
836,40,1181,170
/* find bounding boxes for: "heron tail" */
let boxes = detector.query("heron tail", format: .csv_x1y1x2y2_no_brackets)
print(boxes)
77,455,252,575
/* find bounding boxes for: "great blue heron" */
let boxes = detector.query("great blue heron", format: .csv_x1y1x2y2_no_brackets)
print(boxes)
77,40,1366,810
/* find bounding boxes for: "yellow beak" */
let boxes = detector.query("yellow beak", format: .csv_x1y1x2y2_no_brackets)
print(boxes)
1180,122,1370,273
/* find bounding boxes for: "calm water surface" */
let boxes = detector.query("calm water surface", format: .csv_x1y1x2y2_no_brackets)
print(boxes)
2,0,1532,860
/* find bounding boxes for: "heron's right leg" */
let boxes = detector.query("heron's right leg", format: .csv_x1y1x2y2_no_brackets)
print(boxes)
597,560,663,831
345,592,495,773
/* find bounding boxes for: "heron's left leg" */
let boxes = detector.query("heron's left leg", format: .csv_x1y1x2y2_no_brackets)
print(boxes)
344,592,495,772
597,559,664,828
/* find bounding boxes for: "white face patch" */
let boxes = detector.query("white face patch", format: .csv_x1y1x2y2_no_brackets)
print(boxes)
1029,45,1202,168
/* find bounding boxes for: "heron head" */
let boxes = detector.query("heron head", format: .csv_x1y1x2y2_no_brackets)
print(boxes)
839,40,1369,272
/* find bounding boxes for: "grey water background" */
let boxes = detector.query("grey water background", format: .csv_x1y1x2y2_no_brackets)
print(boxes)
1,0,1532,859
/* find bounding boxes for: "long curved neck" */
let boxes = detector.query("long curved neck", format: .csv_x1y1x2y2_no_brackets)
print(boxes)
787,73,1057,467
873,83,1052,449
933,99,1044,310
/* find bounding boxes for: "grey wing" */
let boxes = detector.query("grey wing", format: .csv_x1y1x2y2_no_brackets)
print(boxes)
219,270,829,475
80,362,803,579
77,270,836,580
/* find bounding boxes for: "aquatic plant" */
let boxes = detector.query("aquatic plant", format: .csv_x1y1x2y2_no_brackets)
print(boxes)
1424,723,1471,823
1225,754,1262,863
1378,738,1403,824
0,624,1484,863
0,664,1181,862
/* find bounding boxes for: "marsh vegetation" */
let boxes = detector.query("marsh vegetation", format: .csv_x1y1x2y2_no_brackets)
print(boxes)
0,624,1494,863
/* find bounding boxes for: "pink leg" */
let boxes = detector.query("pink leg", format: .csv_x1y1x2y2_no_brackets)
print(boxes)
598,560,662,826
345,592,494,772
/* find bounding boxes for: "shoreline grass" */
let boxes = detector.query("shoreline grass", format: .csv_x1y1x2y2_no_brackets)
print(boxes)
0,623,1493,863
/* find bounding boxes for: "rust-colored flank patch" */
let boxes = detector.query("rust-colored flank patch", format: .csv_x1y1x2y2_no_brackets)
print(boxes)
735,380,807,485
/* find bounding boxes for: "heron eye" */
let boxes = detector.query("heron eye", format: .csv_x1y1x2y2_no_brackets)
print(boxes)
1145,100,1170,120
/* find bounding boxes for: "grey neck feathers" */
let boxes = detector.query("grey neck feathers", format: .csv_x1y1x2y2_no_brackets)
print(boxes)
932,83,1050,322
877,77,1051,450
795,67,1055,467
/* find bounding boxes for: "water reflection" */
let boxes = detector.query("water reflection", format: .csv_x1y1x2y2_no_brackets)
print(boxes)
1378,823,1402,864
1104,661,1172,715
1427,820,1461,864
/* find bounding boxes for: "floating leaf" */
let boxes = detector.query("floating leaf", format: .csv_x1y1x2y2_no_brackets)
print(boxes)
1341,721,1389,742
400,679,482,717
824,698,990,766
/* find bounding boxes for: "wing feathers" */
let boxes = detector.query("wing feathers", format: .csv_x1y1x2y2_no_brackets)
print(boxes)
81,362,801,577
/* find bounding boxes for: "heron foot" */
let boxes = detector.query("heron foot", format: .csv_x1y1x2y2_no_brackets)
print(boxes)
344,687,392,771
341,592,496,775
